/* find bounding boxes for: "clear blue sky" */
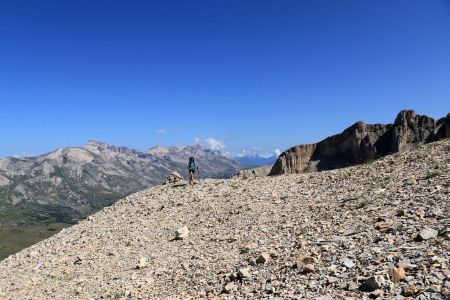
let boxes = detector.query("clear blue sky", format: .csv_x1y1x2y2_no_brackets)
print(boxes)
1,0,450,157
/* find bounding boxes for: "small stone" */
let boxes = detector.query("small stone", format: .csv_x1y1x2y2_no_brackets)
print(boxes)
327,276,339,284
297,255,315,265
439,227,450,240
363,275,384,292
256,253,270,264
342,258,355,269
136,257,148,269
427,285,441,293
346,281,359,291
342,228,355,236
375,221,391,230
302,264,315,273
417,227,438,241
396,209,405,216
315,296,333,300
402,284,417,297
389,266,406,282
73,257,82,265
238,267,251,279
181,262,190,271
308,280,319,289
239,243,257,254
75,287,82,295
223,282,237,293
175,226,189,240
369,289,384,298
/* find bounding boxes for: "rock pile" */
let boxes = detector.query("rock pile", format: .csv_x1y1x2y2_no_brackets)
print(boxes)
0,140,449,299
162,171,185,185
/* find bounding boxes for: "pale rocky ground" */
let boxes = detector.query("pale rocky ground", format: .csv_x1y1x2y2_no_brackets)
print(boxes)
0,140,449,300
232,165,272,180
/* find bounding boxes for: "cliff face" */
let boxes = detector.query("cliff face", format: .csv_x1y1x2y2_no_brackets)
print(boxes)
270,144,317,175
270,110,449,175
436,113,450,139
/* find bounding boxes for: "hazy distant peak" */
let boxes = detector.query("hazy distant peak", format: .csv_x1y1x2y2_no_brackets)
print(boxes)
84,140,110,150
42,147,94,164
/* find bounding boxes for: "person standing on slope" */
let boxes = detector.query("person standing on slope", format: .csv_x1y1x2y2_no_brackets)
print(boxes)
187,157,199,185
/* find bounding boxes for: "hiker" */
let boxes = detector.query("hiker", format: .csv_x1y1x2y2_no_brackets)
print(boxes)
187,157,199,184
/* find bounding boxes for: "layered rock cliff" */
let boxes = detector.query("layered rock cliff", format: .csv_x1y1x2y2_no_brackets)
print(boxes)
270,110,450,175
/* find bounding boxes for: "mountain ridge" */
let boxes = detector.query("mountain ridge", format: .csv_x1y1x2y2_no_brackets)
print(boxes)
0,140,243,259
233,154,277,168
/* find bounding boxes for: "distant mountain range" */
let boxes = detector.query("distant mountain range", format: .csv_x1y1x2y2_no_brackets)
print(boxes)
0,141,242,227
233,154,277,167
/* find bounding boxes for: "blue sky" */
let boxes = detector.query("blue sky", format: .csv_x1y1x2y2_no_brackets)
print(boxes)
1,1,450,157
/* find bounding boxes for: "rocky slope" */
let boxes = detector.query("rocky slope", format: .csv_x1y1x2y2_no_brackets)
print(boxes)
0,139,448,299
270,110,450,175
0,141,242,227
233,165,273,180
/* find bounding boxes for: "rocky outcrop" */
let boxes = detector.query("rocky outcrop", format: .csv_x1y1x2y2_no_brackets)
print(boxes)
270,110,450,175
0,140,448,299
376,110,437,154
436,113,450,139
270,144,317,174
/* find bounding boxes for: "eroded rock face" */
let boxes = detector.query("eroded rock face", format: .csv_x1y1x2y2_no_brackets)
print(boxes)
270,110,450,175
379,110,437,154
436,113,450,139
270,144,317,174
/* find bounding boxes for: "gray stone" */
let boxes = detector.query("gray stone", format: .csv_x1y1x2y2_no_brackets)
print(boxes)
256,253,270,264
175,226,189,240
136,257,148,269
342,258,355,269
417,227,438,240
238,267,251,279
363,276,384,292
223,282,237,293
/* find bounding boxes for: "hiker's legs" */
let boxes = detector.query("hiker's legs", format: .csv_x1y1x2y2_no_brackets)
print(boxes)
189,170,195,184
